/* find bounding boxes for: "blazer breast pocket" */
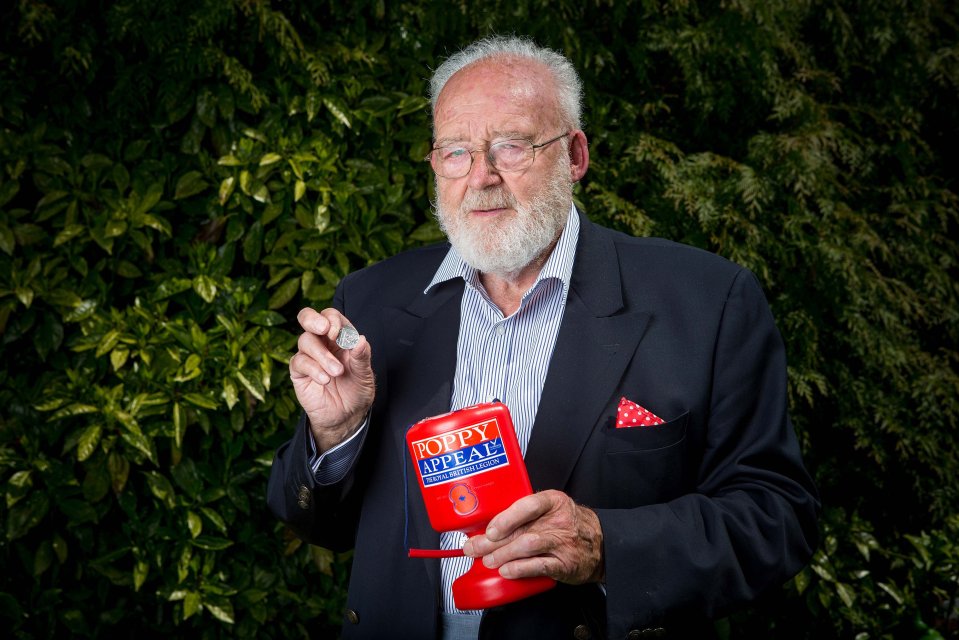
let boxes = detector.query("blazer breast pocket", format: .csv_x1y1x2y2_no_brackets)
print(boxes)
605,411,689,453
600,411,691,506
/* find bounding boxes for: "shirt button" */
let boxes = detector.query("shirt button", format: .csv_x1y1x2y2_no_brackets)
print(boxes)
495,325,506,336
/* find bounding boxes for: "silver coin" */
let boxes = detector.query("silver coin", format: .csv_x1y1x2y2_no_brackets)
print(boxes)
335,325,360,350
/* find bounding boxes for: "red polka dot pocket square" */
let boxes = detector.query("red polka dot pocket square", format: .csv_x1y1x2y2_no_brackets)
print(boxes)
616,396,665,428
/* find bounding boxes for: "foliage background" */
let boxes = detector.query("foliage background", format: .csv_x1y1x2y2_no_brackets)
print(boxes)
1,0,957,637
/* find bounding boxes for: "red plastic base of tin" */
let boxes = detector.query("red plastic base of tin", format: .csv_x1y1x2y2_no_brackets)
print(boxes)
452,559,555,610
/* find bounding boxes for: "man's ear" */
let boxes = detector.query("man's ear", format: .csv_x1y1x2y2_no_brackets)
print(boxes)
568,130,590,183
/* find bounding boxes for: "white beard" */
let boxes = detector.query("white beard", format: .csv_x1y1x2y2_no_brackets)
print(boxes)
434,162,573,278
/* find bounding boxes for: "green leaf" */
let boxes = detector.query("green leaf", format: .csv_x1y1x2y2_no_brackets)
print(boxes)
35,190,69,211
242,220,263,263
52,534,68,563
133,558,149,591
193,275,217,303
173,401,186,448
77,424,102,462
187,511,203,538
5,470,33,508
218,155,244,167
259,152,282,166
174,171,209,200
323,97,351,128
0,223,14,255
248,310,285,326
57,499,97,525
835,582,856,608
878,581,905,606
200,507,228,535
183,393,218,410
50,403,99,420
96,329,121,358
242,128,267,143
15,287,34,308
268,277,299,310
196,88,217,127
116,260,142,278
183,591,201,620
410,220,445,243
314,203,330,232
218,176,235,205
6,492,50,541
143,471,176,509
34,311,64,359
238,170,252,195
153,277,193,300
134,181,165,216
0,179,19,207
203,598,235,624
222,379,238,410
121,428,154,462
0,591,23,621
108,451,130,493
235,369,265,402
110,348,130,370
191,535,233,551
33,539,54,576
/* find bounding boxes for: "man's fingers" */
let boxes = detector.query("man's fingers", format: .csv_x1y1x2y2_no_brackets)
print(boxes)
296,307,353,345
296,332,344,378
297,307,330,335
290,351,333,385
480,530,546,567
494,556,561,581
485,492,554,541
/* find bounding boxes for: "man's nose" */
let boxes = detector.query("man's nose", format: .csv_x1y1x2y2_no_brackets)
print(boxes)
466,151,502,190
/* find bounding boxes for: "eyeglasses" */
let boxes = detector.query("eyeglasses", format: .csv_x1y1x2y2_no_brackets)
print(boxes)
426,132,570,179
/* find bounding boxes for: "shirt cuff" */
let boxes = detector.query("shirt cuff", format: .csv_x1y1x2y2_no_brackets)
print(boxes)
307,413,370,485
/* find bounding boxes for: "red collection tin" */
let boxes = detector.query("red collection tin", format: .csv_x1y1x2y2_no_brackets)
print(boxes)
406,401,555,609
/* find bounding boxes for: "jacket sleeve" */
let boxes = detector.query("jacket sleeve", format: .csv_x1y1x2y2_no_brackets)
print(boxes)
596,268,820,634
265,280,370,551
266,412,369,551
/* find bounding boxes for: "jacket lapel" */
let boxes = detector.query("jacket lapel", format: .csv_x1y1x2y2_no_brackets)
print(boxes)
380,278,465,588
525,214,650,491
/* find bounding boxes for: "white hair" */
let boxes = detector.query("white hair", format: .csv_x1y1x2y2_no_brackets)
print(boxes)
428,35,584,130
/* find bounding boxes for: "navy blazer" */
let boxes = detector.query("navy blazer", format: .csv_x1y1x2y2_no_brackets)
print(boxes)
267,210,819,639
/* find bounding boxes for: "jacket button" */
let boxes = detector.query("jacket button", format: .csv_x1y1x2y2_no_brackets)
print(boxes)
573,624,592,640
344,608,359,625
297,485,311,509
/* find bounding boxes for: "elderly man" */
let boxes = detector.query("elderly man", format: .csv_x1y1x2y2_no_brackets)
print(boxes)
267,36,819,640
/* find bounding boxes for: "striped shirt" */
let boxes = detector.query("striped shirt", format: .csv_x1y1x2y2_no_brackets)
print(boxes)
426,206,579,615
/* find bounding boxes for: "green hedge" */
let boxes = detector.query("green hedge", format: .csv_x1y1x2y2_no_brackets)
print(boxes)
1,1,957,637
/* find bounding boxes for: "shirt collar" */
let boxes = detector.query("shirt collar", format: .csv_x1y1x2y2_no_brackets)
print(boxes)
425,204,580,295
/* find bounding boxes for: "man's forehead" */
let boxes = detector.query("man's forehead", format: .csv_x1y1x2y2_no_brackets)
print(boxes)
433,58,560,140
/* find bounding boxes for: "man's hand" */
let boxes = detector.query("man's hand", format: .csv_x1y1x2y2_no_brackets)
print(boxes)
462,489,605,585
289,307,375,453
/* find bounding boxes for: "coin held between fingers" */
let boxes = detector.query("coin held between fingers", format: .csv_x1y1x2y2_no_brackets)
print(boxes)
336,325,360,350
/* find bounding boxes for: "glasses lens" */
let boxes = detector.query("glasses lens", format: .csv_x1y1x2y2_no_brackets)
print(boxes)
432,147,471,177
489,140,533,172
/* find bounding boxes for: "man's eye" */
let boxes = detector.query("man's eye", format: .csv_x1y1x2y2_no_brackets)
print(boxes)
443,148,468,160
